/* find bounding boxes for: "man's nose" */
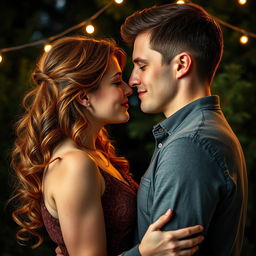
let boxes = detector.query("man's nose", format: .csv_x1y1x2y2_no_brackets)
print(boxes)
129,70,140,88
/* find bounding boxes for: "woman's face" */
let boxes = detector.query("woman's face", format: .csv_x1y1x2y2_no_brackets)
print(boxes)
87,55,133,126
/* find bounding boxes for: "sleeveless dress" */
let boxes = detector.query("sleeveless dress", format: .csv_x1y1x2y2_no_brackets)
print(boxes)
41,169,138,256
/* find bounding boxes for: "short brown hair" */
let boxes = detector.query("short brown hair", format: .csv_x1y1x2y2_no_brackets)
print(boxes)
121,3,223,83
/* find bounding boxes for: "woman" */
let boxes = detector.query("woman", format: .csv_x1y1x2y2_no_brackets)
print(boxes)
11,36,204,256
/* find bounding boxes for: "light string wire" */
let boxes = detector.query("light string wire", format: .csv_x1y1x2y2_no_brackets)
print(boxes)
212,15,256,39
186,0,256,39
0,0,116,54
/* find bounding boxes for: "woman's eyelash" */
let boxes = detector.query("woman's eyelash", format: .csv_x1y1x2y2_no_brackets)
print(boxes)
113,81,122,85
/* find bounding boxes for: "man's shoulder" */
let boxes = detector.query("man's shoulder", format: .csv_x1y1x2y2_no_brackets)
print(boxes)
164,107,237,151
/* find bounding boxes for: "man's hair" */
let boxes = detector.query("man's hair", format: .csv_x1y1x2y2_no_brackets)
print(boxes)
121,3,223,83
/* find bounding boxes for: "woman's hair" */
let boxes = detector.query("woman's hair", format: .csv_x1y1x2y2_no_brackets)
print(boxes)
121,3,223,84
11,35,129,248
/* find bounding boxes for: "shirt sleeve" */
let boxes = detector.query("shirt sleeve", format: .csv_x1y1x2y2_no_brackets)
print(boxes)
151,137,227,232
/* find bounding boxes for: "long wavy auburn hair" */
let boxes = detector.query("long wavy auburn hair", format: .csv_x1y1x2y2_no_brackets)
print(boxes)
10,35,129,248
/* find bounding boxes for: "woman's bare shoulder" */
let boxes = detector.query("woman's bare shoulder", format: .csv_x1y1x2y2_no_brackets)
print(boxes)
51,149,98,181
44,149,100,197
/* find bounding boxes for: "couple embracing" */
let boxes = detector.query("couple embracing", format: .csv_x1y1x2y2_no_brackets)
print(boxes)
11,3,247,256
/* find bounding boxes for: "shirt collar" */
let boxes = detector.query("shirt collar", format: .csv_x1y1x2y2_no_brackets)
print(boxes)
153,95,220,138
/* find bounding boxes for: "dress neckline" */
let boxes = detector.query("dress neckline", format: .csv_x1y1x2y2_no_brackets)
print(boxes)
99,168,137,194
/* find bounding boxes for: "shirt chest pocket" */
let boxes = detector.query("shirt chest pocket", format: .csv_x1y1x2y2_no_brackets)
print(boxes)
138,177,151,214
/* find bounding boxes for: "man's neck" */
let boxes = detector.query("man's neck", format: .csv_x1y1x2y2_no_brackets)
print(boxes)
163,81,211,118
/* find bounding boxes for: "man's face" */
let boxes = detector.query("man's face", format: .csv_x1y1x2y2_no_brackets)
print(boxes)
129,32,178,116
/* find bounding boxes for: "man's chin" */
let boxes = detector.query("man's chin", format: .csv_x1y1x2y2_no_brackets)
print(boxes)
140,104,160,114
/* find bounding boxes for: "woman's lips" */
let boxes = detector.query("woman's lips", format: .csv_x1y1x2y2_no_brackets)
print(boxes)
121,103,129,109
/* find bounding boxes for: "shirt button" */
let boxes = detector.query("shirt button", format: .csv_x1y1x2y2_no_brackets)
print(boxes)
159,128,164,132
158,143,163,148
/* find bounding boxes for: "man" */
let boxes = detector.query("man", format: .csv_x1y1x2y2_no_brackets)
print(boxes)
121,2,247,256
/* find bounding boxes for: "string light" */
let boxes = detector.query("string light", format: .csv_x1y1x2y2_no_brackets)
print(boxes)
211,15,256,43
238,0,247,5
240,35,249,44
44,44,52,52
0,0,256,64
85,24,95,34
0,0,118,62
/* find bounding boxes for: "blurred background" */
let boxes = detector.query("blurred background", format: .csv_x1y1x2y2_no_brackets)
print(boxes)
0,0,255,255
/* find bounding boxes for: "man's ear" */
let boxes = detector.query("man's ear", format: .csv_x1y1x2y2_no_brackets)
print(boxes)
76,91,90,108
175,52,192,79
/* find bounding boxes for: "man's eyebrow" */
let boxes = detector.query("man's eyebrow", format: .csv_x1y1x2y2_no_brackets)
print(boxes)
111,72,122,78
133,58,149,64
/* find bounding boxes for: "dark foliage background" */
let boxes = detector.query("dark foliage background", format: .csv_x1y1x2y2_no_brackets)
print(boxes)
0,0,255,255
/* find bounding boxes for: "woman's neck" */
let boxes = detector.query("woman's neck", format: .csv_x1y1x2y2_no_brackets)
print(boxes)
52,125,101,155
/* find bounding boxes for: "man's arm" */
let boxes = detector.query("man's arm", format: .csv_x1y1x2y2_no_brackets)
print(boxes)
151,137,226,232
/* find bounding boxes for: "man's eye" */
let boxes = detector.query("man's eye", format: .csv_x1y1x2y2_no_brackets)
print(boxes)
139,65,146,71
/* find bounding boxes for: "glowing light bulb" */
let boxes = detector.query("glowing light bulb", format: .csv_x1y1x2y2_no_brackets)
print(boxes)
115,0,123,4
240,35,248,44
238,0,247,5
177,0,185,4
86,24,95,34
0,54,2,63
44,44,52,52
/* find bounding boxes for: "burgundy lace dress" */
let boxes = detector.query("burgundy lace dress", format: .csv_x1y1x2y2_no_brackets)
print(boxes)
41,169,138,256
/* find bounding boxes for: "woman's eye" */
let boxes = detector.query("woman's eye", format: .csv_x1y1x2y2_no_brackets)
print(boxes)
113,81,122,86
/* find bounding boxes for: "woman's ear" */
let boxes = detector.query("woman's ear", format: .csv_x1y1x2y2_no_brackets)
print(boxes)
76,91,90,108
175,52,192,79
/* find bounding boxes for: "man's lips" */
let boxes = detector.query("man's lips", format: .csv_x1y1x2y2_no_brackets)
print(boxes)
137,91,147,99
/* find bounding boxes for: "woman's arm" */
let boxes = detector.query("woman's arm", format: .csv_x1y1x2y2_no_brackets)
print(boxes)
52,150,106,256
55,211,203,256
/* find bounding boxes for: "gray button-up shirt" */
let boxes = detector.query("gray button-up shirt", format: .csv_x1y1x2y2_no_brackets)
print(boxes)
123,96,247,256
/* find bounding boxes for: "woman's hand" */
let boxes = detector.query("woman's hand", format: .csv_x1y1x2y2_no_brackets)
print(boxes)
139,209,204,256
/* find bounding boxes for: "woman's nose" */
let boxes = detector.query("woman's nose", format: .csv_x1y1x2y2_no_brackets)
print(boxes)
123,82,133,96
